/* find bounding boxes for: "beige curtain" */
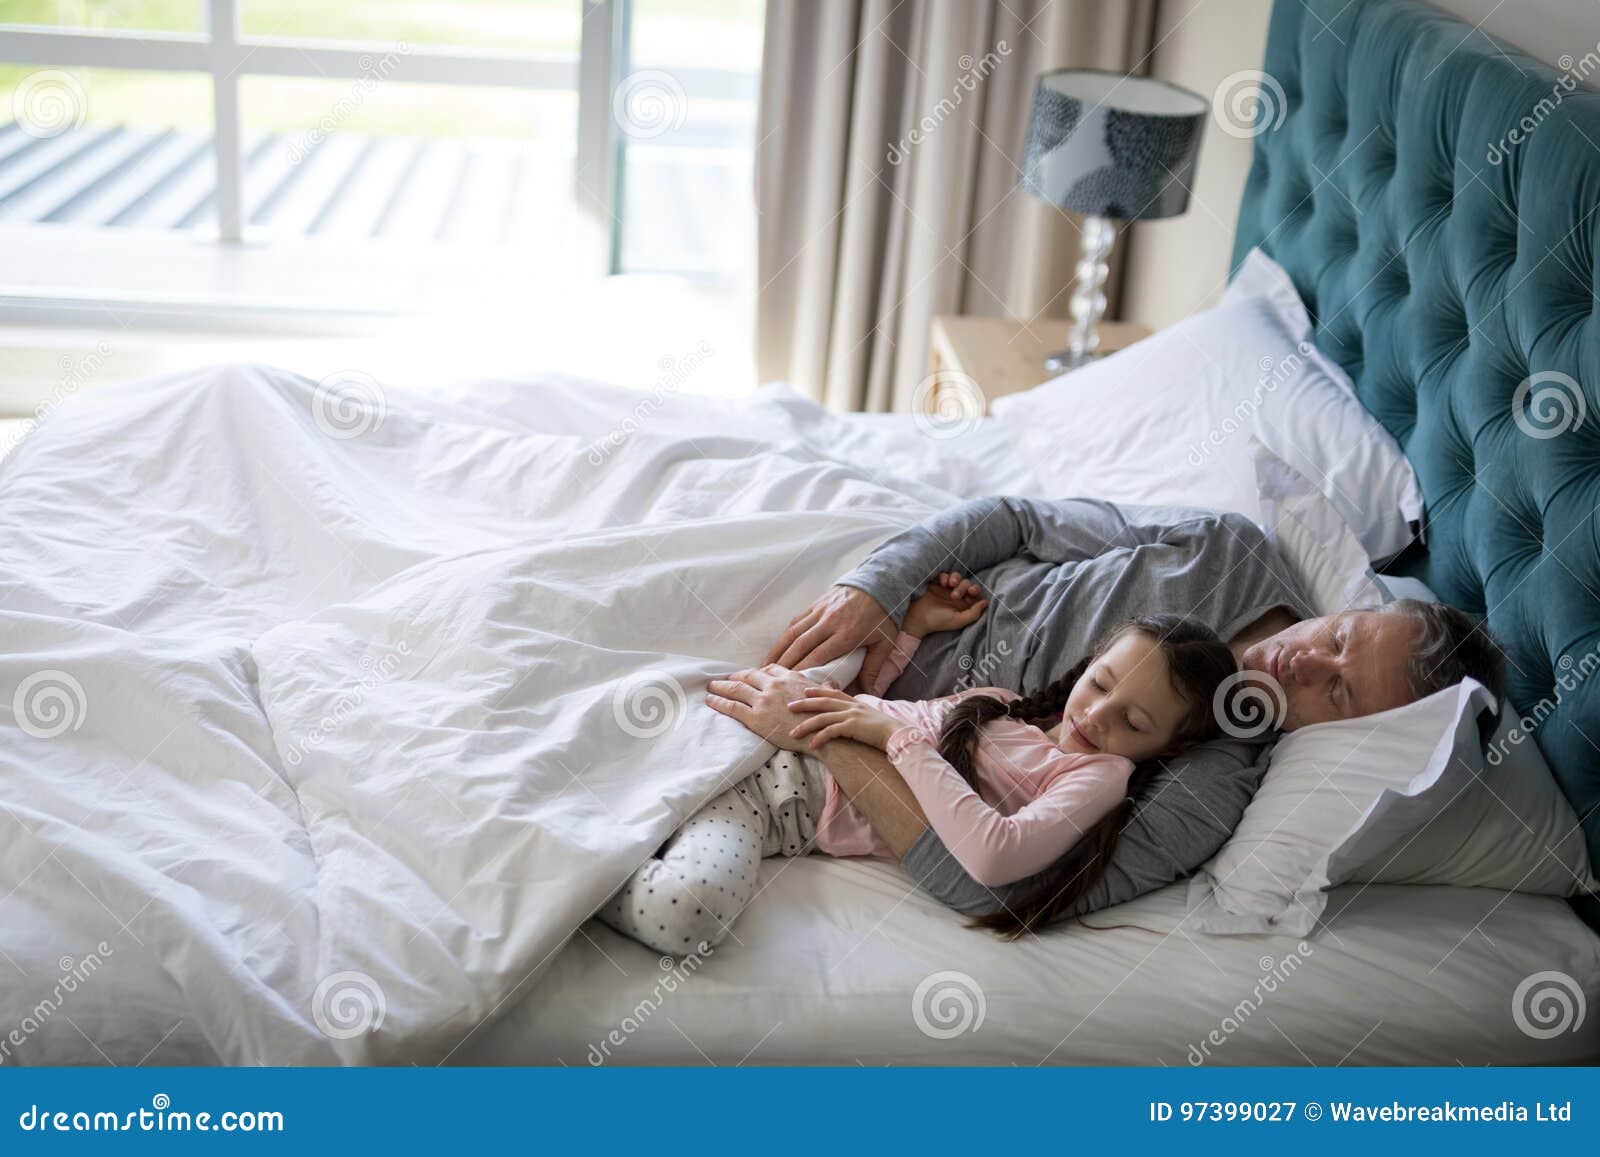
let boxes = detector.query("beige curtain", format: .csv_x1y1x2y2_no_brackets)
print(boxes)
755,0,1156,411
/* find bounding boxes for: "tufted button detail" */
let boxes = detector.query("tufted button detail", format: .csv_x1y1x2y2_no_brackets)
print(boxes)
1334,329,1364,371
1552,296,1592,334
1434,274,1468,334
1280,188,1315,230
1392,376,1418,425
1371,140,1396,180
1494,342,1529,387
1389,254,1410,294
1481,213,1517,259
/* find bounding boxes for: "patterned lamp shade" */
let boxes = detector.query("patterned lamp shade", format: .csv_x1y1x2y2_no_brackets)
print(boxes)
1021,69,1208,221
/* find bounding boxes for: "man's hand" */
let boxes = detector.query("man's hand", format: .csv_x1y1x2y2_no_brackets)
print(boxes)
706,665,825,752
764,585,898,691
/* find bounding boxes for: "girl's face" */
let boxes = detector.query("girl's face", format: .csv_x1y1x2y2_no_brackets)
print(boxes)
1056,632,1191,762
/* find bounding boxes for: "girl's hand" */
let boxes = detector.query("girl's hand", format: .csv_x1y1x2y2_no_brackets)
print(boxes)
786,687,902,751
901,571,988,638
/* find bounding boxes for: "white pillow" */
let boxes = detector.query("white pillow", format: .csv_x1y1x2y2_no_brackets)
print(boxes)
1369,574,1437,603
1345,705,1599,895
1354,578,1598,896
1222,245,1324,332
1187,679,1497,936
1251,439,1383,614
991,248,1423,561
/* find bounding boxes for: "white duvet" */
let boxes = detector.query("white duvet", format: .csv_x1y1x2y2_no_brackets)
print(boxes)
0,365,1005,1064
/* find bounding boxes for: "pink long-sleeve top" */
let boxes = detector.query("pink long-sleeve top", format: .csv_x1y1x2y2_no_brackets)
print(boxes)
812,633,1135,887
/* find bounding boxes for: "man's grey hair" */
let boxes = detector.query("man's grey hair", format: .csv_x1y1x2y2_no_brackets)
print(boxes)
1379,598,1507,702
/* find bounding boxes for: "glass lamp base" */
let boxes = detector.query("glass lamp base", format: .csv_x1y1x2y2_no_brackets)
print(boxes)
1043,349,1100,373
1046,214,1117,374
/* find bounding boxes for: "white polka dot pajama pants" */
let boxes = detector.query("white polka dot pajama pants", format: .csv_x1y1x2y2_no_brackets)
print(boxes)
597,750,827,956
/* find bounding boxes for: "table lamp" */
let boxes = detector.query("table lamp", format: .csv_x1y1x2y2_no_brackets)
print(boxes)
1021,68,1207,371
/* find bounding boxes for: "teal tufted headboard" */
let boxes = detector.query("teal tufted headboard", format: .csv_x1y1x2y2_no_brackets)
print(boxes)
1231,0,1600,922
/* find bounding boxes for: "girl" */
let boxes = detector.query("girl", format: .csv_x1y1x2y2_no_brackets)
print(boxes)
597,576,1236,954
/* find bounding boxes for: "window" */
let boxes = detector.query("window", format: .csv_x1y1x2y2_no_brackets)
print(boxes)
614,0,761,280
0,1,763,339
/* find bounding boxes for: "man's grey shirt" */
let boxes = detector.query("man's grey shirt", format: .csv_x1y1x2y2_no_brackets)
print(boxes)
836,496,1308,918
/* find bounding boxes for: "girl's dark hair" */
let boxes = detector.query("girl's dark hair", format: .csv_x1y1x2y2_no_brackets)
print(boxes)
935,614,1236,940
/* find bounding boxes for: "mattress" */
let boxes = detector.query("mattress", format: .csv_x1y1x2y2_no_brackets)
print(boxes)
463,856,1600,1066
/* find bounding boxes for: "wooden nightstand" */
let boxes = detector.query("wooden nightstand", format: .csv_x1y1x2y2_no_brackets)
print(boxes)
924,316,1153,414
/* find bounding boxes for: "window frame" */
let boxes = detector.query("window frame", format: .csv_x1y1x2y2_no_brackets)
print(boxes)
0,0,752,275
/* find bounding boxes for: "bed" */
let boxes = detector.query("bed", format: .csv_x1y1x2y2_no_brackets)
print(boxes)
462,0,1600,1065
0,0,1597,1067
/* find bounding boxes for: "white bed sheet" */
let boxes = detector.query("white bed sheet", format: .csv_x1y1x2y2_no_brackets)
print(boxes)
463,859,1600,1066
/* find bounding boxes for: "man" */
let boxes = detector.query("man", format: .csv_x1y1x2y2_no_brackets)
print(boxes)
708,496,1505,919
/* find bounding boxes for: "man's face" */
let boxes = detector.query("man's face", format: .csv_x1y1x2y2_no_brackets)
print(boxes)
1240,611,1422,730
